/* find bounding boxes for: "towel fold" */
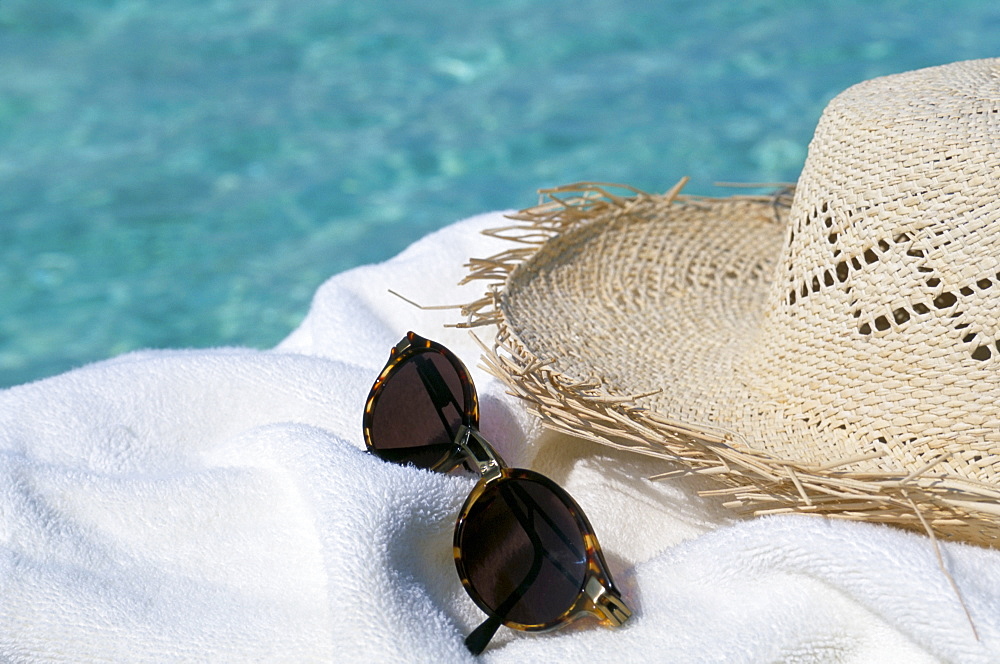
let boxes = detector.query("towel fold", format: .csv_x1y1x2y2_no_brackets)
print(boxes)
2,212,998,662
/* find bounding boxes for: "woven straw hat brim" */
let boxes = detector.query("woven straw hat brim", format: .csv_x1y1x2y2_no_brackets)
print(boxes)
460,181,1000,548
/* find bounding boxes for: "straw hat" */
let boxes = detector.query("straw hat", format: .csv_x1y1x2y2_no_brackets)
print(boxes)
461,58,1000,548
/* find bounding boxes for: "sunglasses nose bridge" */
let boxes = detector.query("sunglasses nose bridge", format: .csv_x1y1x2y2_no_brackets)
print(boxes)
455,425,508,481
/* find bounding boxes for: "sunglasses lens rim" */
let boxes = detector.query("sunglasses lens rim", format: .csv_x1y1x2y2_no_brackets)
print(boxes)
363,333,479,470
454,468,597,630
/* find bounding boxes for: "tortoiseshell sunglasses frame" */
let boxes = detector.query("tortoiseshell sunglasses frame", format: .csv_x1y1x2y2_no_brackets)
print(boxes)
363,331,631,653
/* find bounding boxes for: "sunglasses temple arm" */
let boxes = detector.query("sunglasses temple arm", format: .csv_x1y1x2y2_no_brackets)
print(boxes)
413,355,463,442
505,481,585,586
410,350,510,477
465,579,530,655
502,483,631,626
464,482,585,655
464,505,547,655
465,613,504,656
505,488,630,625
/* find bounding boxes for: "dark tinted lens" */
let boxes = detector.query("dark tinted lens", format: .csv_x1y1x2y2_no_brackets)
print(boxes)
370,351,466,469
459,475,587,626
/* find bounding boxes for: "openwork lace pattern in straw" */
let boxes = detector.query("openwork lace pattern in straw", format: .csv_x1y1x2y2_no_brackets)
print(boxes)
459,59,1000,548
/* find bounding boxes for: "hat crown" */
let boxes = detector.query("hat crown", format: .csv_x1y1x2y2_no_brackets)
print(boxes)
745,59,1000,475
784,60,1000,335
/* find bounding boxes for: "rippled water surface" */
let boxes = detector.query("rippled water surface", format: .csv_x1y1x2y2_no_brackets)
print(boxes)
1,0,998,386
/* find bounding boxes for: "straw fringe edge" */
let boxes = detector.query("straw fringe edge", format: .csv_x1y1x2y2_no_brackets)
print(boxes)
457,181,1000,548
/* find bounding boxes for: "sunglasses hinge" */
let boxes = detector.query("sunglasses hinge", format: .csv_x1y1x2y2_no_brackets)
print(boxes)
584,576,632,627
392,335,415,356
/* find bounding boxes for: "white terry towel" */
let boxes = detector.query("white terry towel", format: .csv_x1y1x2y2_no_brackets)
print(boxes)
1,211,999,663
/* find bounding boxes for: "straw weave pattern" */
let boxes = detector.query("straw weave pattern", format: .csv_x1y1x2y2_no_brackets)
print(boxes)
461,59,1000,547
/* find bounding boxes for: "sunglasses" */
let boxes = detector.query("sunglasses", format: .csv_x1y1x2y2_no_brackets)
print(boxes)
363,331,632,654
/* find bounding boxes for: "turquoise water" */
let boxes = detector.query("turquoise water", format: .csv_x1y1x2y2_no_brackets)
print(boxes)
1,0,997,387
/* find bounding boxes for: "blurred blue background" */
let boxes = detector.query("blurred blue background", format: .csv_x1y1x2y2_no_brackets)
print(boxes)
1,0,998,387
